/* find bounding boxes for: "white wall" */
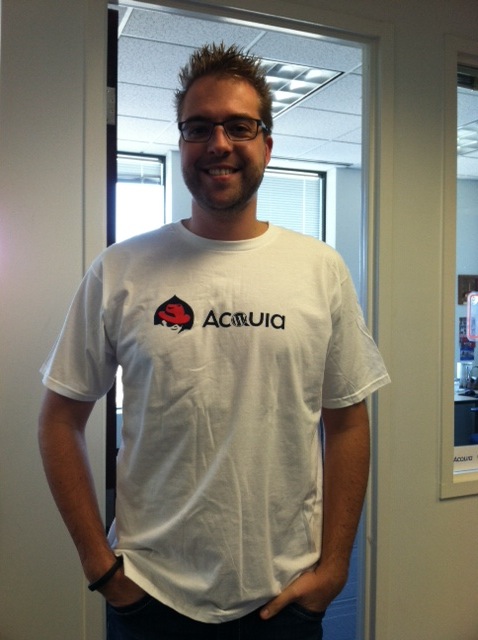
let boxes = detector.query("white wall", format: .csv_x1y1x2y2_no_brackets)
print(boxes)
334,168,362,294
0,1,106,637
166,149,191,223
1,1,478,639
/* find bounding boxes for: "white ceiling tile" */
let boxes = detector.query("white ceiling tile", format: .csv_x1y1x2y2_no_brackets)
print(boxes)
458,90,478,127
148,141,182,156
151,122,181,146
458,155,478,178
122,8,265,49
270,134,328,161
338,127,362,144
300,140,362,166
273,107,361,140
250,33,362,73
117,115,171,143
304,74,362,115
117,138,150,153
119,38,192,89
118,83,176,121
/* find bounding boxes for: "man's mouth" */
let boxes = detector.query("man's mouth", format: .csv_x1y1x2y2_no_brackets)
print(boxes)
205,168,237,176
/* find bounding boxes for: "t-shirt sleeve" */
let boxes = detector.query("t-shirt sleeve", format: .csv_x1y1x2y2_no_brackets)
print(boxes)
321,258,390,408
40,258,118,401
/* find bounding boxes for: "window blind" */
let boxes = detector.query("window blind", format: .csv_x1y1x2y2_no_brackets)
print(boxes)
117,153,164,185
257,168,325,239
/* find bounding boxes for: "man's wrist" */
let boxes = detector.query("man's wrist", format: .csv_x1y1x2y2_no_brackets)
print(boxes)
87,555,124,591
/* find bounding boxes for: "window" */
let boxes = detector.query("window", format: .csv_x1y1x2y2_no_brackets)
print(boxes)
441,40,478,498
258,168,325,240
107,153,166,527
110,162,325,413
453,68,478,474
115,153,165,242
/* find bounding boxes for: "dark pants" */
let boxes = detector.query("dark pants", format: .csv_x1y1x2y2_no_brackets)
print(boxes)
107,596,324,640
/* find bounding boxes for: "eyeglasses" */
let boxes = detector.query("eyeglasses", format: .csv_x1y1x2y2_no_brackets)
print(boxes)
178,118,270,143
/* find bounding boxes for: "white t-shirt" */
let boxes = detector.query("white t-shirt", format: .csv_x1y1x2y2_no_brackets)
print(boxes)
41,222,390,622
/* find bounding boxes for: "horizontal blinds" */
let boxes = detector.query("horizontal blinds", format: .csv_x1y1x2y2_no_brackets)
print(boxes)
257,168,325,239
117,154,164,184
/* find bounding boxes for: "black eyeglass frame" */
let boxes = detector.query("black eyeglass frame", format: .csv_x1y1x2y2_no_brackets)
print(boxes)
178,118,271,143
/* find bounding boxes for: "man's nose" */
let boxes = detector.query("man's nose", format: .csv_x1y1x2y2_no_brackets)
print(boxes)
207,124,233,152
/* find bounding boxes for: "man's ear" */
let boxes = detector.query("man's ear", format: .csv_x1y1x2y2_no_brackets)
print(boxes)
264,135,273,166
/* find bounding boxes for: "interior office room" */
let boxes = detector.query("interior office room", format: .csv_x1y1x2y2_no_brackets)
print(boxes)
1,0,478,638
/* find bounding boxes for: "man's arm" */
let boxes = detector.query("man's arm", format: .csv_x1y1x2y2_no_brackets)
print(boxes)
38,389,145,606
261,400,370,618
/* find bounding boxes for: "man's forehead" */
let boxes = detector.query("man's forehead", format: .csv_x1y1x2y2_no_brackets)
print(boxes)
180,76,261,118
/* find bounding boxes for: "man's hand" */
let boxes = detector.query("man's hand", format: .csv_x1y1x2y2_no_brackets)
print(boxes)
39,390,148,609
99,568,148,608
259,560,348,620
261,401,370,621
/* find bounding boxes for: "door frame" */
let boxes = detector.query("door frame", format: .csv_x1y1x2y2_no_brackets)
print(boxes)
90,2,394,637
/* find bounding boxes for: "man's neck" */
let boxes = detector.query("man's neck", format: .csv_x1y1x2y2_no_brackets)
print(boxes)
183,211,268,241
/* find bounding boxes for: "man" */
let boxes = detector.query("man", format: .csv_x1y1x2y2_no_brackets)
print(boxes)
38,43,390,639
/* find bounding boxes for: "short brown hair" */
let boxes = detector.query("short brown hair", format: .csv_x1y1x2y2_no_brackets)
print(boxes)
175,42,273,132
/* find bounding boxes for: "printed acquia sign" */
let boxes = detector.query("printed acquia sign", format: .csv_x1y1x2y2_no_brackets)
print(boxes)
453,445,478,473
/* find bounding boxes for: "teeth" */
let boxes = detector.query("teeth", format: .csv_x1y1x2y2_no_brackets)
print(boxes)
208,168,234,176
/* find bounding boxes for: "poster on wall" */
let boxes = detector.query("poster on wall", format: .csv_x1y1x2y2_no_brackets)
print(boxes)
459,316,475,361
467,291,478,341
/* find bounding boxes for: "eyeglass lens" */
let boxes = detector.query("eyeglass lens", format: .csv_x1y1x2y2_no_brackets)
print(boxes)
180,119,262,142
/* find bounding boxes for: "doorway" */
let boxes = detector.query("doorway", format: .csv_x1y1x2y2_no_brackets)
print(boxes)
109,4,369,638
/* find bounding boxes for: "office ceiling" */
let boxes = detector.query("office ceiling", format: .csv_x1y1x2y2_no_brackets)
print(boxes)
116,3,478,178
116,4,363,169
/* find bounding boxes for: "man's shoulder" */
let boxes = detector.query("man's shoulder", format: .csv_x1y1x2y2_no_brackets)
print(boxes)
88,224,180,280
109,223,176,253
270,225,339,259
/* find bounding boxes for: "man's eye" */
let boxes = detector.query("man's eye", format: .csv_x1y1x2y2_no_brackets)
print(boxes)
227,121,254,136
186,123,210,137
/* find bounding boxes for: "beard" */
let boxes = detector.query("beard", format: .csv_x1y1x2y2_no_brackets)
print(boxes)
182,163,266,218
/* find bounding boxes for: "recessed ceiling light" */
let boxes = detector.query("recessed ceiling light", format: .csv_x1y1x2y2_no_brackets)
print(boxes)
457,67,478,156
260,59,343,117
457,122,478,156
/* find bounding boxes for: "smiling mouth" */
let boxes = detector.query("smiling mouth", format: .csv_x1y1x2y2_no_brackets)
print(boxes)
205,168,237,176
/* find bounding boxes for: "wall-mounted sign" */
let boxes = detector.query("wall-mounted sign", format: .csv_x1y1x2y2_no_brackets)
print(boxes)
454,445,478,473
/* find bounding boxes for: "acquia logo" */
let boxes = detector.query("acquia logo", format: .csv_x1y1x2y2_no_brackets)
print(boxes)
154,295,194,333
202,309,286,329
